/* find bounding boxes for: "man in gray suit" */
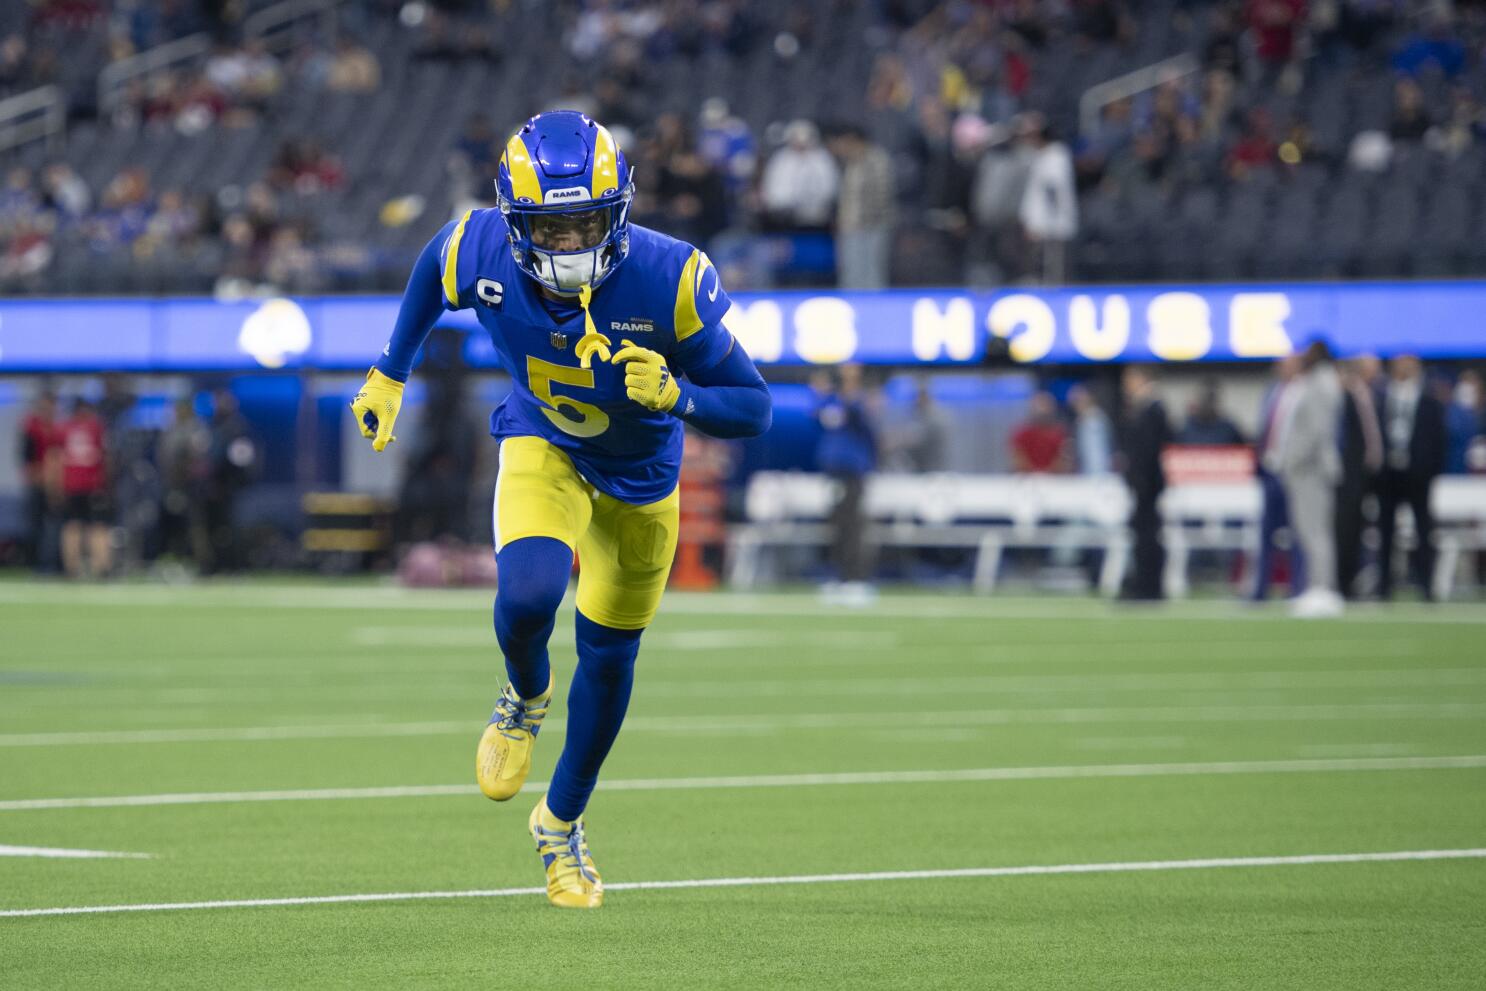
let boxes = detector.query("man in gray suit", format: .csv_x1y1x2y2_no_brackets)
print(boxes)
1269,340,1345,618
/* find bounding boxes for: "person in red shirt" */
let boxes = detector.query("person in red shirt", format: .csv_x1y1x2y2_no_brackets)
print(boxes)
50,398,113,578
1010,391,1071,473
20,390,59,569
1247,0,1306,65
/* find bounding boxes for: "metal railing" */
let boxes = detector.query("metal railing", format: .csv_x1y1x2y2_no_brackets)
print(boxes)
97,32,212,119
245,0,346,53
0,85,66,156
1079,52,1200,138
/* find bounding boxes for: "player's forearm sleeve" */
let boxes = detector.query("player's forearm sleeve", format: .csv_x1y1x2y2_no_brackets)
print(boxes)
673,342,772,439
374,222,455,383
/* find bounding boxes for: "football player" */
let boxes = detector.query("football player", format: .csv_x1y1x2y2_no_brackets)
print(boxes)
351,111,771,908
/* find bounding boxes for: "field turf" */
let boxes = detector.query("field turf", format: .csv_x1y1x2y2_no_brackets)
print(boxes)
1,581,1484,989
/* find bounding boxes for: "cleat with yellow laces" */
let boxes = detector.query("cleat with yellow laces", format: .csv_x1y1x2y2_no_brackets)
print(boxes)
529,796,603,909
475,678,552,801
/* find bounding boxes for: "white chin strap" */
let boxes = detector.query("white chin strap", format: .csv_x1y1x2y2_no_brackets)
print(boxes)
537,249,608,292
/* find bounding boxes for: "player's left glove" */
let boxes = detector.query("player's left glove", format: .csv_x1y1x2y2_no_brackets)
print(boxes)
612,340,681,413
349,367,405,452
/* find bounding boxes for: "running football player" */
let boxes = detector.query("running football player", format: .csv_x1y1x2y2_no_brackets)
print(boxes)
350,111,771,908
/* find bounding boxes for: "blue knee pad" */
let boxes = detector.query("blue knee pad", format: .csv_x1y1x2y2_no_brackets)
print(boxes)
493,536,571,699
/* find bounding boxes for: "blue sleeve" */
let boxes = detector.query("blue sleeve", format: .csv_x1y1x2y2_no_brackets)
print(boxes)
671,337,772,439
373,221,457,382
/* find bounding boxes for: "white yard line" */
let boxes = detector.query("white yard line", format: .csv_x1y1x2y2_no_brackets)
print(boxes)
3,848,1483,919
3,755,1483,812
7,667,1482,712
0,845,152,859
3,701,1484,748
1,583,1484,624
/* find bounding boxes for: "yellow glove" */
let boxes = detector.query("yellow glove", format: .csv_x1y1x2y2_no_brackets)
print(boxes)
611,339,681,413
349,367,405,452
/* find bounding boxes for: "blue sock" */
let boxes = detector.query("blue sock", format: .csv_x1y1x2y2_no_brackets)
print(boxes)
493,537,571,701
545,611,642,822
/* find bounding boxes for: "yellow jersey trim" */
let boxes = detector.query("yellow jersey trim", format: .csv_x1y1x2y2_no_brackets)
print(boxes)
674,249,703,341
441,209,474,307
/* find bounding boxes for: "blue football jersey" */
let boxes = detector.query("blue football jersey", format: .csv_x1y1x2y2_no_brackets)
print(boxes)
438,209,736,504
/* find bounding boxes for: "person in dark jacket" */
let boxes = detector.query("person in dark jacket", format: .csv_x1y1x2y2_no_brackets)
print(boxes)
1376,354,1446,600
202,389,261,575
813,364,879,598
1335,359,1383,598
1119,365,1171,601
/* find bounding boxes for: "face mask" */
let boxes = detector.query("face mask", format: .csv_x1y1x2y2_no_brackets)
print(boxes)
535,248,608,293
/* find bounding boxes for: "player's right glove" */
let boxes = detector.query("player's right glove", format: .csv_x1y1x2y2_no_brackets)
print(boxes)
349,367,405,452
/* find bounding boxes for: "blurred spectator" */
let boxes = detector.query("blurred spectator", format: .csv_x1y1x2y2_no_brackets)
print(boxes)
1445,370,1484,475
655,145,728,248
1204,7,1242,73
1426,88,1486,158
1393,13,1465,80
263,224,322,292
52,398,112,579
269,139,345,195
396,358,479,545
326,36,381,93
1377,354,1445,600
1069,384,1113,476
1010,391,1069,474
204,40,283,109
1177,378,1245,445
20,389,60,570
1227,108,1277,178
887,379,950,472
202,390,261,575
1252,352,1304,601
760,120,839,231
39,163,90,219
85,168,152,253
1017,114,1076,283
1336,357,1383,599
1119,365,1171,601
1273,341,1344,618
156,396,210,567
830,124,895,289
813,364,879,597
0,34,32,91
1245,0,1306,77
449,112,499,203
967,123,1031,285
1389,78,1431,143
697,98,756,198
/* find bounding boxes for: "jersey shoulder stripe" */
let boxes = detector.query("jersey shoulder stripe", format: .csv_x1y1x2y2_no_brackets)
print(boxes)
440,209,476,306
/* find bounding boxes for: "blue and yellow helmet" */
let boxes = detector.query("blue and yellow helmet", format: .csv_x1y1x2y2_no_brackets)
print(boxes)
495,110,634,294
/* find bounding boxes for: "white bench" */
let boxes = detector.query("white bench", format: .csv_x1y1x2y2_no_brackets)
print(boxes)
727,472,1486,599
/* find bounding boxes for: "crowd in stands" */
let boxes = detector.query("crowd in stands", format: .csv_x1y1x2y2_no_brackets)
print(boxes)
2,1,1486,292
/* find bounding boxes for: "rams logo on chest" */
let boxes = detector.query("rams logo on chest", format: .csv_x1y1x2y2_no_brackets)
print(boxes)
610,319,655,334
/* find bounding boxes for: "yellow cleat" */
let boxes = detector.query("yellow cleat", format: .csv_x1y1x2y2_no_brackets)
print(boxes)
475,677,552,801
529,796,603,909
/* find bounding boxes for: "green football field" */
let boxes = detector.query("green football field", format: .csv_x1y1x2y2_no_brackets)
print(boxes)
1,581,1484,989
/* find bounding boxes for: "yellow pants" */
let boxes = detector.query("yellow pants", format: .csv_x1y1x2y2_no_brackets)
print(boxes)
493,435,679,630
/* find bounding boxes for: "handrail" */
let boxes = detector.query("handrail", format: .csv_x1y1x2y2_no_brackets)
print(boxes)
0,85,66,155
1079,52,1199,138
244,0,346,53
97,32,211,118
